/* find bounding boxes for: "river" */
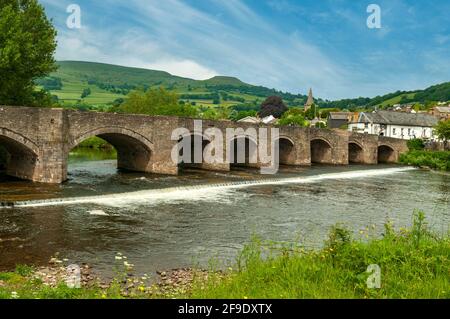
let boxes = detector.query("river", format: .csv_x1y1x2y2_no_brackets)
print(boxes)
0,148,449,276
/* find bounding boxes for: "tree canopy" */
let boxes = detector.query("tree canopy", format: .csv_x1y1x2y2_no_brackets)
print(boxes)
120,87,198,117
434,120,450,144
277,108,310,127
259,96,288,118
0,0,57,106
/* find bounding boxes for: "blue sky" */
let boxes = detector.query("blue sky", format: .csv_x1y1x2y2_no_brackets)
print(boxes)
40,0,450,100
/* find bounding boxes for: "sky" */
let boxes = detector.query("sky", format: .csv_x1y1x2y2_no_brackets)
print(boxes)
40,0,450,100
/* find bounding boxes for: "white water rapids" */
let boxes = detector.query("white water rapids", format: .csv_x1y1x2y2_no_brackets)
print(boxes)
7,167,416,209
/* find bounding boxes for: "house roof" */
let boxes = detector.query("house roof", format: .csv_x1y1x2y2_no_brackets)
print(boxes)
328,112,351,120
237,116,260,123
360,111,438,127
435,106,450,113
262,115,277,124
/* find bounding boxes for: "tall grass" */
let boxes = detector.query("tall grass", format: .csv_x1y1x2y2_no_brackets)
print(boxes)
190,211,450,299
400,150,450,171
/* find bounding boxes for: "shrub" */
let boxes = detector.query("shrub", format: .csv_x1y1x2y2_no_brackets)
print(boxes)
407,138,425,151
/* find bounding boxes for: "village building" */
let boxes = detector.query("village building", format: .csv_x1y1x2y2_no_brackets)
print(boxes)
327,112,359,129
348,111,439,140
237,116,261,124
237,115,278,125
430,106,450,121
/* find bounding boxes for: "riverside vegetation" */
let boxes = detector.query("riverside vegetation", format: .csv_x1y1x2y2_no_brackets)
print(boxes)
0,212,448,299
400,150,450,171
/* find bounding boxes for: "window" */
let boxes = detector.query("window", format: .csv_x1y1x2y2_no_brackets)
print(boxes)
393,128,396,135
408,128,411,135
364,123,369,129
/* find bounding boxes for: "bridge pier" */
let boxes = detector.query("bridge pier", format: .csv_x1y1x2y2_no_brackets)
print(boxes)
348,134,379,164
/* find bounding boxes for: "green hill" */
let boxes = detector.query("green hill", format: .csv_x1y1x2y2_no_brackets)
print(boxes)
36,61,450,111
37,61,307,110
321,82,450,110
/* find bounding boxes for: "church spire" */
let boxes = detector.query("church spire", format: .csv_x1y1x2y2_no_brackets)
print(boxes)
304,88,314,111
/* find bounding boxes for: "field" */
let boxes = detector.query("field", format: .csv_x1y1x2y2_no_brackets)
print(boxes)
37,61,308,111
375,93,417,108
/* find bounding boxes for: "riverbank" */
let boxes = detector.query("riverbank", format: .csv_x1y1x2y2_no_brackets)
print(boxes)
1,212,448,299
400,150,450,171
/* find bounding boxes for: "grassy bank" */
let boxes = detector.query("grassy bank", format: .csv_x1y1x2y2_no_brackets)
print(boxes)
190,211,449,299
399,150,450,171
0,212,449,299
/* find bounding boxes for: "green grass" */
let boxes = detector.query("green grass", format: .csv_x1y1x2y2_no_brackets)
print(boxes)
1,212,448,299
375,93,416,108
190,212,450,299
400,150,450,171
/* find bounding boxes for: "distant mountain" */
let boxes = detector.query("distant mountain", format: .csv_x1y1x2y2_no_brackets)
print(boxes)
36,61,450,111
37,61,307,109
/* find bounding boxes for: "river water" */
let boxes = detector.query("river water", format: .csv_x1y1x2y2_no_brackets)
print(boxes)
0,149,449,276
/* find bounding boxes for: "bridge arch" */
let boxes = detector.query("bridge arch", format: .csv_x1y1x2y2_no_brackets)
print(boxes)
378,144,396,163
176,133,212,170
310,138,332,164
228,135,258,168
0,128,40,181
69,127,154,175
277,136,295,165
348,141,364,164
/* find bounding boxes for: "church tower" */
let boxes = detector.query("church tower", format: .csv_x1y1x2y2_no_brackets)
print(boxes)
304,88,314,112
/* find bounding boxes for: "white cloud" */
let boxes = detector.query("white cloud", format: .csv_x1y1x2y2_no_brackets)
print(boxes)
144,60,217,80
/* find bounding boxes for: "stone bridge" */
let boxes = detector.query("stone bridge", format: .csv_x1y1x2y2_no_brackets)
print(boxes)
0,106,408,183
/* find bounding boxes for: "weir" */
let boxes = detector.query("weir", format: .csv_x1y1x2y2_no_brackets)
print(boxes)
8,167,416,208
0,106,409,183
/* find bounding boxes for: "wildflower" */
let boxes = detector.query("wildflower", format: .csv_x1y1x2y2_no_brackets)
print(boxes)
115,256,123,260
11,292,19,299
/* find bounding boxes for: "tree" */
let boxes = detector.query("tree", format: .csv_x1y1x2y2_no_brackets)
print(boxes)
434,120,450,148
229,110,258,122
259,96,288,118
81,88,92,99
121,87,198,117
305,103,318,120
0,0,57,106
277,108,309,127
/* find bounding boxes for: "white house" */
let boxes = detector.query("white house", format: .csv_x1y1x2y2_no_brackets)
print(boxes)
348,111,439,140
